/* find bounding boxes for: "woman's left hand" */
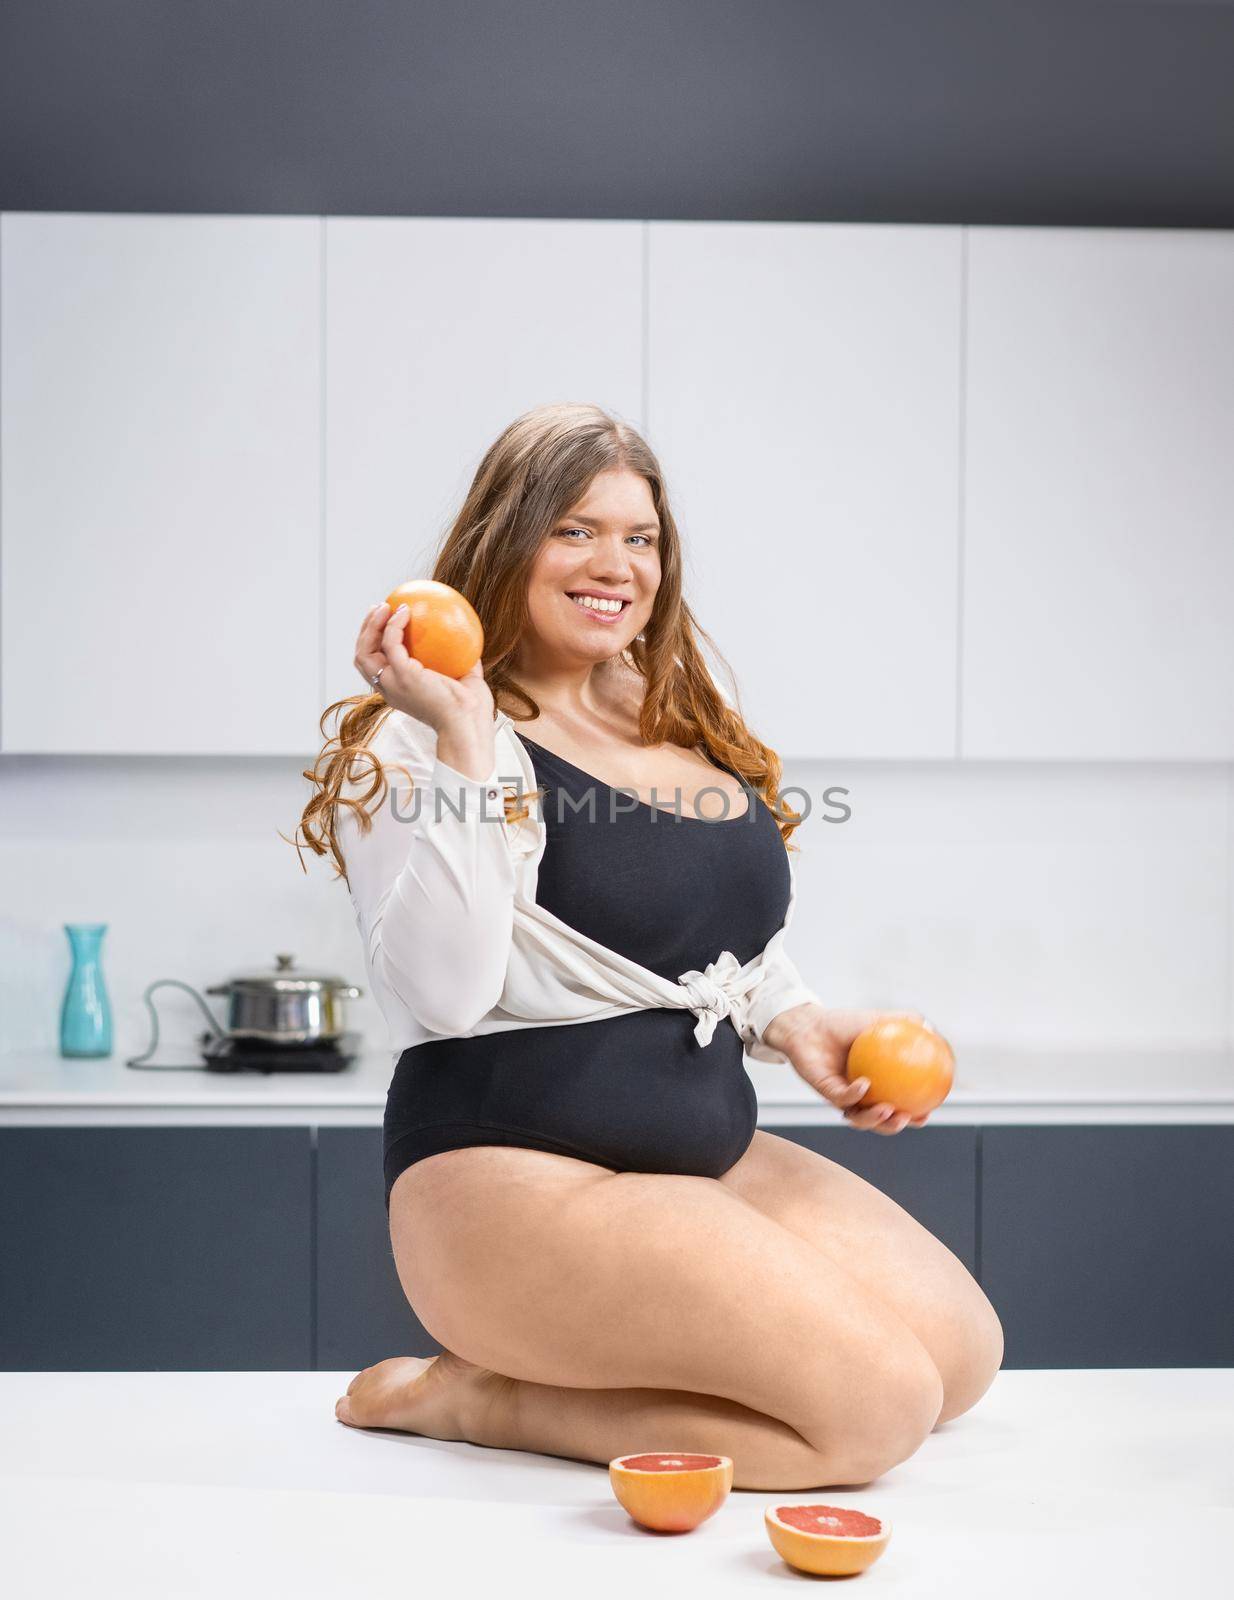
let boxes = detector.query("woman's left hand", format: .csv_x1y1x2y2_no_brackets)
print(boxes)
761,1003,932,1136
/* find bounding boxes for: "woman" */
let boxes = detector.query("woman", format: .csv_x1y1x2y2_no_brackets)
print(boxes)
295,402,1003,1491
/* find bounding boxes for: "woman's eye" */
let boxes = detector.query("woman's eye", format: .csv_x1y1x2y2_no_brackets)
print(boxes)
559,528,651,546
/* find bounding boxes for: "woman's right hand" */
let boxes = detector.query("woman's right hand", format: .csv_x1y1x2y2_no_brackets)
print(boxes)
354,601,495,732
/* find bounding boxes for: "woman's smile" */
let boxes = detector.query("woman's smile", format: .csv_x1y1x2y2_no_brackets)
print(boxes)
564,591,634,623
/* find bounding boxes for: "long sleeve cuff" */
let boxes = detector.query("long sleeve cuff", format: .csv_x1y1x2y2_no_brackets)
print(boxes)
739,943,824,1065
427,755,509,824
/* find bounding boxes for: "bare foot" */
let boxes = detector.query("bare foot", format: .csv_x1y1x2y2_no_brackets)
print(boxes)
334,1352,513,1445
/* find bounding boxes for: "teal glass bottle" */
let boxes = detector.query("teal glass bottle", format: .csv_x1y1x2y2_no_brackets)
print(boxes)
60,922,113,1058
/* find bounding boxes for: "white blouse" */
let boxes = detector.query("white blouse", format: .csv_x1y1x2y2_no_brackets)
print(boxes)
336,706,823,1070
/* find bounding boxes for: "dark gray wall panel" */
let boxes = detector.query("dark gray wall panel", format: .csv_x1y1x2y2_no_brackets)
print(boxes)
316,1128,440,1369
0,1128,311,1370
1,2,1231,225
764,1125,978,1275
982,1126,1234,1368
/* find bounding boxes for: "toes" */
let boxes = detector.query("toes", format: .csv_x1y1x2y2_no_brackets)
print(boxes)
335,1396,356,1426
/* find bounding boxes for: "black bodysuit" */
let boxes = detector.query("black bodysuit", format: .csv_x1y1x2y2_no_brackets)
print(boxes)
381,733,793,1208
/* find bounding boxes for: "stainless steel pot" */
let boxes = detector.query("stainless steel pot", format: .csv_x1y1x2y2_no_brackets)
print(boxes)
206,952,363,1044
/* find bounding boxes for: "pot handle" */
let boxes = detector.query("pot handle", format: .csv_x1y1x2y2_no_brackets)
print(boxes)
204,983,232,996
336,986,363,1000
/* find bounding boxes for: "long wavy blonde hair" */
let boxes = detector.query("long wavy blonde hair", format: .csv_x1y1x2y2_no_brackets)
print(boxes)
290,402,804,882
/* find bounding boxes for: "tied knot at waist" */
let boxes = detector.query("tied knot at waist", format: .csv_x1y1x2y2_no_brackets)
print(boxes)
676,950,767,1047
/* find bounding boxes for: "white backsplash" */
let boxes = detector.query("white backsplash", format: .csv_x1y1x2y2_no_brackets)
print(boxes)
1,754,1231,1065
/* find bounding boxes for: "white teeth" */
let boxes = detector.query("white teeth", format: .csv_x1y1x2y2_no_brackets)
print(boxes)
569,594,625,613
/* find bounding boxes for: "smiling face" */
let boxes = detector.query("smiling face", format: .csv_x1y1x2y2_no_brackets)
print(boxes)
522,467,662,667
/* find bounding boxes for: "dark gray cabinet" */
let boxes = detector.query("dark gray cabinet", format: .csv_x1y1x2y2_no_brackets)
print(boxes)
316,1127,435,1368
3,1122,1231,1371
981,1126,1234,1368
0,1127,312,1369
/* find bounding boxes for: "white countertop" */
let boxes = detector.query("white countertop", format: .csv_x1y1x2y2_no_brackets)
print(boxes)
3,1368,1231,1598
0,1044,1231,1125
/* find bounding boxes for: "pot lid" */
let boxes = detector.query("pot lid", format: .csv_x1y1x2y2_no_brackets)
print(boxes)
223,952,355,994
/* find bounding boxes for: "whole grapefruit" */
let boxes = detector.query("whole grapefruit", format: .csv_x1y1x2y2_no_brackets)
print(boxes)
384,579,484,679
765,1503,891,1576
609,1452,733,1532
845,1017,955,1117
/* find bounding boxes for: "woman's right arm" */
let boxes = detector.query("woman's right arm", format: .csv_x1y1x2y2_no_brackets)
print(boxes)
337,712,517,1039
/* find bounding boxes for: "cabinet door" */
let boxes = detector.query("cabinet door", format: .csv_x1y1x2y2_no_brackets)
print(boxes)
0,213,321,754
323,218,644,710
963,228,1234,759
316,1128,439,1369
0,1128,312,1370
981,1126,1234,1367
764,1125,977,1274
647,223,963,760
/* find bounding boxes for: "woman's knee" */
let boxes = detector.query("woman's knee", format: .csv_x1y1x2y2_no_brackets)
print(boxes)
801,1336,945,1484
936,1290,1005,1424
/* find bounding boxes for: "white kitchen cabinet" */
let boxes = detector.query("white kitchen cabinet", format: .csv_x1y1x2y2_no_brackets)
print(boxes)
962,227,1234,760
646,222,963,761
0,213,321,754
323,218,644,712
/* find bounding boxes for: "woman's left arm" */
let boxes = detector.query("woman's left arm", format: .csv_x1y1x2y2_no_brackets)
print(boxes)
739,941,825,1065
738,852,825,1065
761,1004,931,1136
740,855,928,1133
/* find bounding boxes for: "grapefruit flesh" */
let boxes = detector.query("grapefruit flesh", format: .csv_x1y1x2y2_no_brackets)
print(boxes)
765,1502,891,1575
846,1016,955,1117
609,1452,733,1532
384,579,484,679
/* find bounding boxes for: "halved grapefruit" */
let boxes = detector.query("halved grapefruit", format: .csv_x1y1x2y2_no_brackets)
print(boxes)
765,1502,891,1575
609,1452,733,1532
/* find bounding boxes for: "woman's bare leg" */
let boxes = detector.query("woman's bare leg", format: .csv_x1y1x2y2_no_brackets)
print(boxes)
716,1131,1005,1425
338,1147,945,1491
339,1351,845,1490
